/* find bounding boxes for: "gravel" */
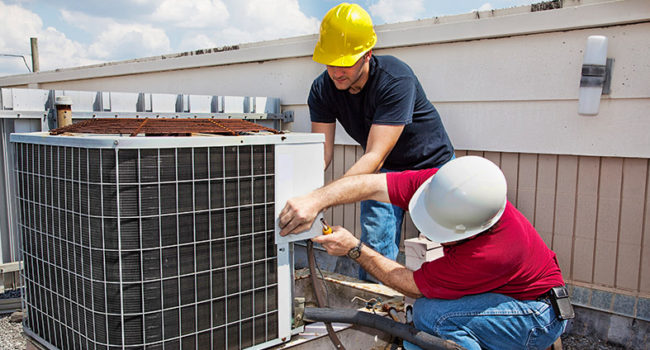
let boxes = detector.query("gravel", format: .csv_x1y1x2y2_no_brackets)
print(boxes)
560,333,627,350
0,313,26,350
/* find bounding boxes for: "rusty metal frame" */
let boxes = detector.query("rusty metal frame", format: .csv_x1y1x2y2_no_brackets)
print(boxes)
48,117,281,136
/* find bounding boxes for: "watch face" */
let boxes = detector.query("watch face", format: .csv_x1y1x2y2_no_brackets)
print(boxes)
347,247,361,259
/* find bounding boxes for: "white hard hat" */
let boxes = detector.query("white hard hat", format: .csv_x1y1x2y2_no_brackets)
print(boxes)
408,156,507,243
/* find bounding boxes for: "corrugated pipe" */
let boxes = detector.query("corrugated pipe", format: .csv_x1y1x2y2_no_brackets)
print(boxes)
303,307,466,350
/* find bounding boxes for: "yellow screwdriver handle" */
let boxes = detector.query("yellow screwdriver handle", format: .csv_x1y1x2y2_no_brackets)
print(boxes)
320,218,332,235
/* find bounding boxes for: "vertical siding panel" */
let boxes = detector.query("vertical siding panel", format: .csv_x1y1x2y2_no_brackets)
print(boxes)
593,158,623,287
501,153,519,207
455,150,469,158
641,162,650,294
616,159,647,290
403,213,419,242
324,148,334,225
467,150,484,157
354,146,364,238
535,155,557,248
517,154,538,223
573,156,600,283
484,152,502,167
554,156,578,280
343,145,357,230
331,145,346,227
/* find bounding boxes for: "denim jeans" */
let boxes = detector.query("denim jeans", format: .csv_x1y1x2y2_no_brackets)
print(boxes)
359,197,404,280
404,293,567,350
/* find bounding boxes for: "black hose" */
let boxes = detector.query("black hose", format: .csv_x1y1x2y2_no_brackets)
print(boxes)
304,307,465,350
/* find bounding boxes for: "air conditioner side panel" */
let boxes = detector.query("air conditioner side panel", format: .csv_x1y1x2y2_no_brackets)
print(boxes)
274,142,324,244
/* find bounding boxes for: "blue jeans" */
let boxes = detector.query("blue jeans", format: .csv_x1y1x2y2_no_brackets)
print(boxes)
359,167,404,281
404,293,567,350
359,155,455,281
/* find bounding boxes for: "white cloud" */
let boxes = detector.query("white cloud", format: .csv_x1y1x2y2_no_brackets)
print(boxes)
0,0,319,75
177,33,218,52
60,8,172,60
60,9,116,34
210,0,319,45
478,3,494,11
0,1,100,75
88,23,171,59
151,0,230,29
369,0,426,24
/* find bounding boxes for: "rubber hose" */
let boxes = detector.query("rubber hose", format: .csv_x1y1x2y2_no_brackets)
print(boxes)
304,307,465,350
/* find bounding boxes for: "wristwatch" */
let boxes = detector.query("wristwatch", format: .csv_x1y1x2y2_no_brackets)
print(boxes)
347,239,363,260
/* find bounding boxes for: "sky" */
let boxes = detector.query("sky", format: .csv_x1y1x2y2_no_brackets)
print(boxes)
0,0,540,77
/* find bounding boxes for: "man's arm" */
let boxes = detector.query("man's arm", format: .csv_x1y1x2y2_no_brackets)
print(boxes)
312,122,336,170
312,226,422,299
278,173,390,236
343,124,404,176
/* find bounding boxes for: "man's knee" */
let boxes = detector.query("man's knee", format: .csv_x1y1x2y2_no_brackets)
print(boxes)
412,298,444,332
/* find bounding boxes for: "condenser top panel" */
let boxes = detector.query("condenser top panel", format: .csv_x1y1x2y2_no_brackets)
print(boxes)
11,130,324,149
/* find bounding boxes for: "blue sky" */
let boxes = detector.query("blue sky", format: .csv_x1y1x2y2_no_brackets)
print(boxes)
0,0,539,77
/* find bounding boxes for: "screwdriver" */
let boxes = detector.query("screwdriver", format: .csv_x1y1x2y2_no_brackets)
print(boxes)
320,218,332,235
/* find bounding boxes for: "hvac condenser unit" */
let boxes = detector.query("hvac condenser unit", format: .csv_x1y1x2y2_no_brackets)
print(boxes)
12,124,324,350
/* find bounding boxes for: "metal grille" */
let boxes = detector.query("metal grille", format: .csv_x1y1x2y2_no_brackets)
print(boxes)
49,118,281,136
15,142,279,349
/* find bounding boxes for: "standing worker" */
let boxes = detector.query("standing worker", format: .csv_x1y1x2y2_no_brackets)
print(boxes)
309,3,455,280
278,156,572,350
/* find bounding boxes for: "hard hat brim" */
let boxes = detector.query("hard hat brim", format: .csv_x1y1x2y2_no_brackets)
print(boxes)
408,175,506,244
312,49,370,67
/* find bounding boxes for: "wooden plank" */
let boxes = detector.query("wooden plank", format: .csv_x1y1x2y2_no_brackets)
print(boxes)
517,153,537,224
593,157,623,287
483,151,501,167
331,145,346,227
403,212,420,244
615,158,647,290
323,151,334,230
554,155,578,279
467,150,484,157
455,150,468,158
343,145,357,230
534,154,557,248
573,156,600,283
354,146,364,238
501,153,519,206
642,161,650,294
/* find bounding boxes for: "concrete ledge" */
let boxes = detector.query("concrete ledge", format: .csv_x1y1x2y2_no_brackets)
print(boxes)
567,283,650,322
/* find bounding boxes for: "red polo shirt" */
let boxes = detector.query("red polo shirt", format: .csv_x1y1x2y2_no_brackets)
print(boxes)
387,169,565,300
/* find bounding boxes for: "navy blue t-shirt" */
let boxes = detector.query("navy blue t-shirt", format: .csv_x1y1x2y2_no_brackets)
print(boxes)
308,55,454,170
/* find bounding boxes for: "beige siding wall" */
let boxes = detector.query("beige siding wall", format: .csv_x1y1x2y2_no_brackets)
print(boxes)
327,145,650,297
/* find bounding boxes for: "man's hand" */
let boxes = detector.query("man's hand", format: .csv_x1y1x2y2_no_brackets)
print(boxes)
311,226,358,256
278,194,322,236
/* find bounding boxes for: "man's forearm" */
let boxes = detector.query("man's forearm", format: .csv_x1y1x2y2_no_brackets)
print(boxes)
312,173,390,209
343,152,385,177
356,245,422,299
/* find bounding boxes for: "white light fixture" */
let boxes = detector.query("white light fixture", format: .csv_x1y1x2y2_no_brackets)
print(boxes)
578,35,613,116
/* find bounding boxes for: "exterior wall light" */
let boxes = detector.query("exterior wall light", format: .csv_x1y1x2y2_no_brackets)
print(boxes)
578,35,613,115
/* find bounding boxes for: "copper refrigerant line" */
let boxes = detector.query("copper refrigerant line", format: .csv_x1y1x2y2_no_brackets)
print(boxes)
49,118,282,136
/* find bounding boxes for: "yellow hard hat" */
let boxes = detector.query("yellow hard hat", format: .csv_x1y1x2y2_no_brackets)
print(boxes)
313,3,377,67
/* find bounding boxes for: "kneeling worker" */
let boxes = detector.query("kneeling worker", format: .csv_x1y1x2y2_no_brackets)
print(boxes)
278,156,572,350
